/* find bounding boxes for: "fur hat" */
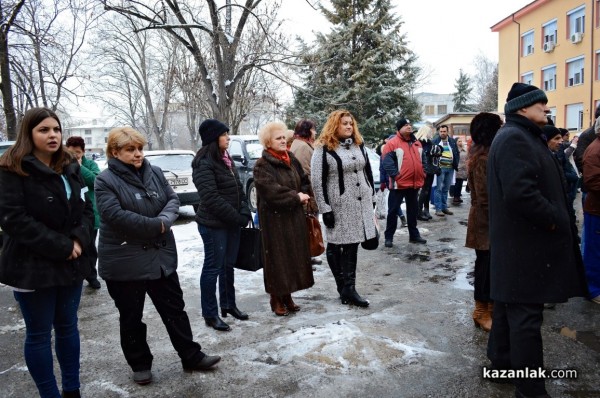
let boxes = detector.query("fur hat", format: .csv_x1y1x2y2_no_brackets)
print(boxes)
504,83,548,114
395,118,411,131
199,119,229,147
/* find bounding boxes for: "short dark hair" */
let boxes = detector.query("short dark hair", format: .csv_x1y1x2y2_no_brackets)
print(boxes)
470,113,502,148
294,119,316,139
66,136,85,150
438,124,449,131
595,103,600,119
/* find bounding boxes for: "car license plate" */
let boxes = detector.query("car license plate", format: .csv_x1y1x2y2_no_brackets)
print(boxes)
168,178,188,186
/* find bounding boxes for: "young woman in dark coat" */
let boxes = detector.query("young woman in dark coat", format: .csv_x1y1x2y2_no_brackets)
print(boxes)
192,119,252,331
253,121,315,316
95,127,221,386
464,112,502,332
0,107,94,398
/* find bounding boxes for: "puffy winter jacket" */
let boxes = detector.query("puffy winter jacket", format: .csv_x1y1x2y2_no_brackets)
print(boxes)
95,158,179,281
0,156,94,289
192,152,251,229
381,133,425,189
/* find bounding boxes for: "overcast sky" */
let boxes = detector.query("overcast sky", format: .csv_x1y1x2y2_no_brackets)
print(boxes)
279,0,533,94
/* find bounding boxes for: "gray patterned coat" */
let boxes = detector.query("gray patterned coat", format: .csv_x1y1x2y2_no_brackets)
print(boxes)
311,143,377,244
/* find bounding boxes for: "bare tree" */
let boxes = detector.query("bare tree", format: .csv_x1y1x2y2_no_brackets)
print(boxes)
101,0,293,129
0,0,25,139
89,16,180,149
7,0,97,116
471,52,498,112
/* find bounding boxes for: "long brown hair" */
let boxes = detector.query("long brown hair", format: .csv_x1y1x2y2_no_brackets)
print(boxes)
0,107,71,176
316,109,364,151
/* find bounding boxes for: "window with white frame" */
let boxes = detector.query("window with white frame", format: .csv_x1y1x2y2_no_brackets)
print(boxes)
542,65,556,91
543,19,557,45
567,57,584,86
84,137,92,145
568,6,585,36
548,107,557,125
522,30,534,56
566,103,584,131
521,71,534,85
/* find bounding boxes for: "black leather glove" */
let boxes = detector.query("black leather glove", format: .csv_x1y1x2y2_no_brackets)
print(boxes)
322,212,335,228
239,202,252,220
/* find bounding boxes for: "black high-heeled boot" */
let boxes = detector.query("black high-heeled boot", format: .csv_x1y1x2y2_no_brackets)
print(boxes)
326,243,344,297
204,316,231,331
339,243,369,307
221,307,249,320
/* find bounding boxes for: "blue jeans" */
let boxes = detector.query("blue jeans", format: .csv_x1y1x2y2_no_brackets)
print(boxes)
14,283,83,398
198,224,240,317
434,167,454,211
583,212,600,299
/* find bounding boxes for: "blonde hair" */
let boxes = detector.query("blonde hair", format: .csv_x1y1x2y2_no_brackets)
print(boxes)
106,127,147,158
316,109,363,151
414,125,433,141
258,121,288,148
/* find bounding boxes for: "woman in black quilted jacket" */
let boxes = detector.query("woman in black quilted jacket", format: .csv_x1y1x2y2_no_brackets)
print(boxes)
96,127,220,386
192,119,252,332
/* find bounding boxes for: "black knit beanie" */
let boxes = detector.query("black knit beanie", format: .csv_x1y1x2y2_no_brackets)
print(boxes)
504,83,548,114
542,125,561,142
199,119,229,147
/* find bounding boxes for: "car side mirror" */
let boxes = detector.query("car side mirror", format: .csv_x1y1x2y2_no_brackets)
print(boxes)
231,154,246,164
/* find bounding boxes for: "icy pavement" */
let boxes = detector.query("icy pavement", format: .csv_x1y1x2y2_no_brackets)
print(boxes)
0,201,599,397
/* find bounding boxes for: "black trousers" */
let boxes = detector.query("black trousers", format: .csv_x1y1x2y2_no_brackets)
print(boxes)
487,302,546,396
385,188,420,241
474,249,491,302
106,271,203,371
86,229,99,281
418,174,435,212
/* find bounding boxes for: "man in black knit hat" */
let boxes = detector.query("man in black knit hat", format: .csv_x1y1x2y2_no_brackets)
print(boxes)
485,83,588,398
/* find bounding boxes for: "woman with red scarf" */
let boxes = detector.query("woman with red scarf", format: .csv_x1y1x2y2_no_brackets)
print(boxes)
253,121,315,316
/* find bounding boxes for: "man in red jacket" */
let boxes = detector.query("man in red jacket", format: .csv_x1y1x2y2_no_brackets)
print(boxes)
381,118,426,247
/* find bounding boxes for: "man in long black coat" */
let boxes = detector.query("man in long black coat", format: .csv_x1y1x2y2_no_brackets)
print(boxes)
486,83,588,398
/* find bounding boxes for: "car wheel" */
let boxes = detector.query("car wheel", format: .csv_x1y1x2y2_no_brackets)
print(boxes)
248,181,257,212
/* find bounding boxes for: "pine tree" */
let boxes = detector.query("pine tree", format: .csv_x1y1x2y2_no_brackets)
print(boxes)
286,0,421,142
453,69,473,112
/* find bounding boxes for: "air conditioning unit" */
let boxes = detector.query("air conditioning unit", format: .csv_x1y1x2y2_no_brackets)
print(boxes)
543,41,555,52
571,32,583,44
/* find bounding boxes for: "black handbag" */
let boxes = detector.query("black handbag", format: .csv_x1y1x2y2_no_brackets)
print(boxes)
235,221,263,271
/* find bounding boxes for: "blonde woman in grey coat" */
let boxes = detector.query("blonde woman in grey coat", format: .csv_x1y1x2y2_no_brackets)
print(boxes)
311,110,377,307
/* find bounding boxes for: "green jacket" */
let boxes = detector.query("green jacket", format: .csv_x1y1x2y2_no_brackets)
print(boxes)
80,157,100,229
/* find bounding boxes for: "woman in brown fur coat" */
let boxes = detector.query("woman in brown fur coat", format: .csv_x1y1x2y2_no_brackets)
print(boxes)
465,112,502,332
253,121,315,316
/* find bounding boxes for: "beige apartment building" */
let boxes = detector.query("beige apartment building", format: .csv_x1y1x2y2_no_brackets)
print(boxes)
492,0,600,131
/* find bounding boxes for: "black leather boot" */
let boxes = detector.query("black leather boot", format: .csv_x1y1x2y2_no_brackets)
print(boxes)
422,209,432,220
417,211,429,221
326,243,345,297
340,244,369,307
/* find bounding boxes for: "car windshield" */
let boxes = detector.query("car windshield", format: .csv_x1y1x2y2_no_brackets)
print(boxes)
145,154,194,172
246,143,263,159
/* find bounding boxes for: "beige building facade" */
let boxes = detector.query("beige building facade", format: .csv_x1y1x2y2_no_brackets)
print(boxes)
492,0,600,130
